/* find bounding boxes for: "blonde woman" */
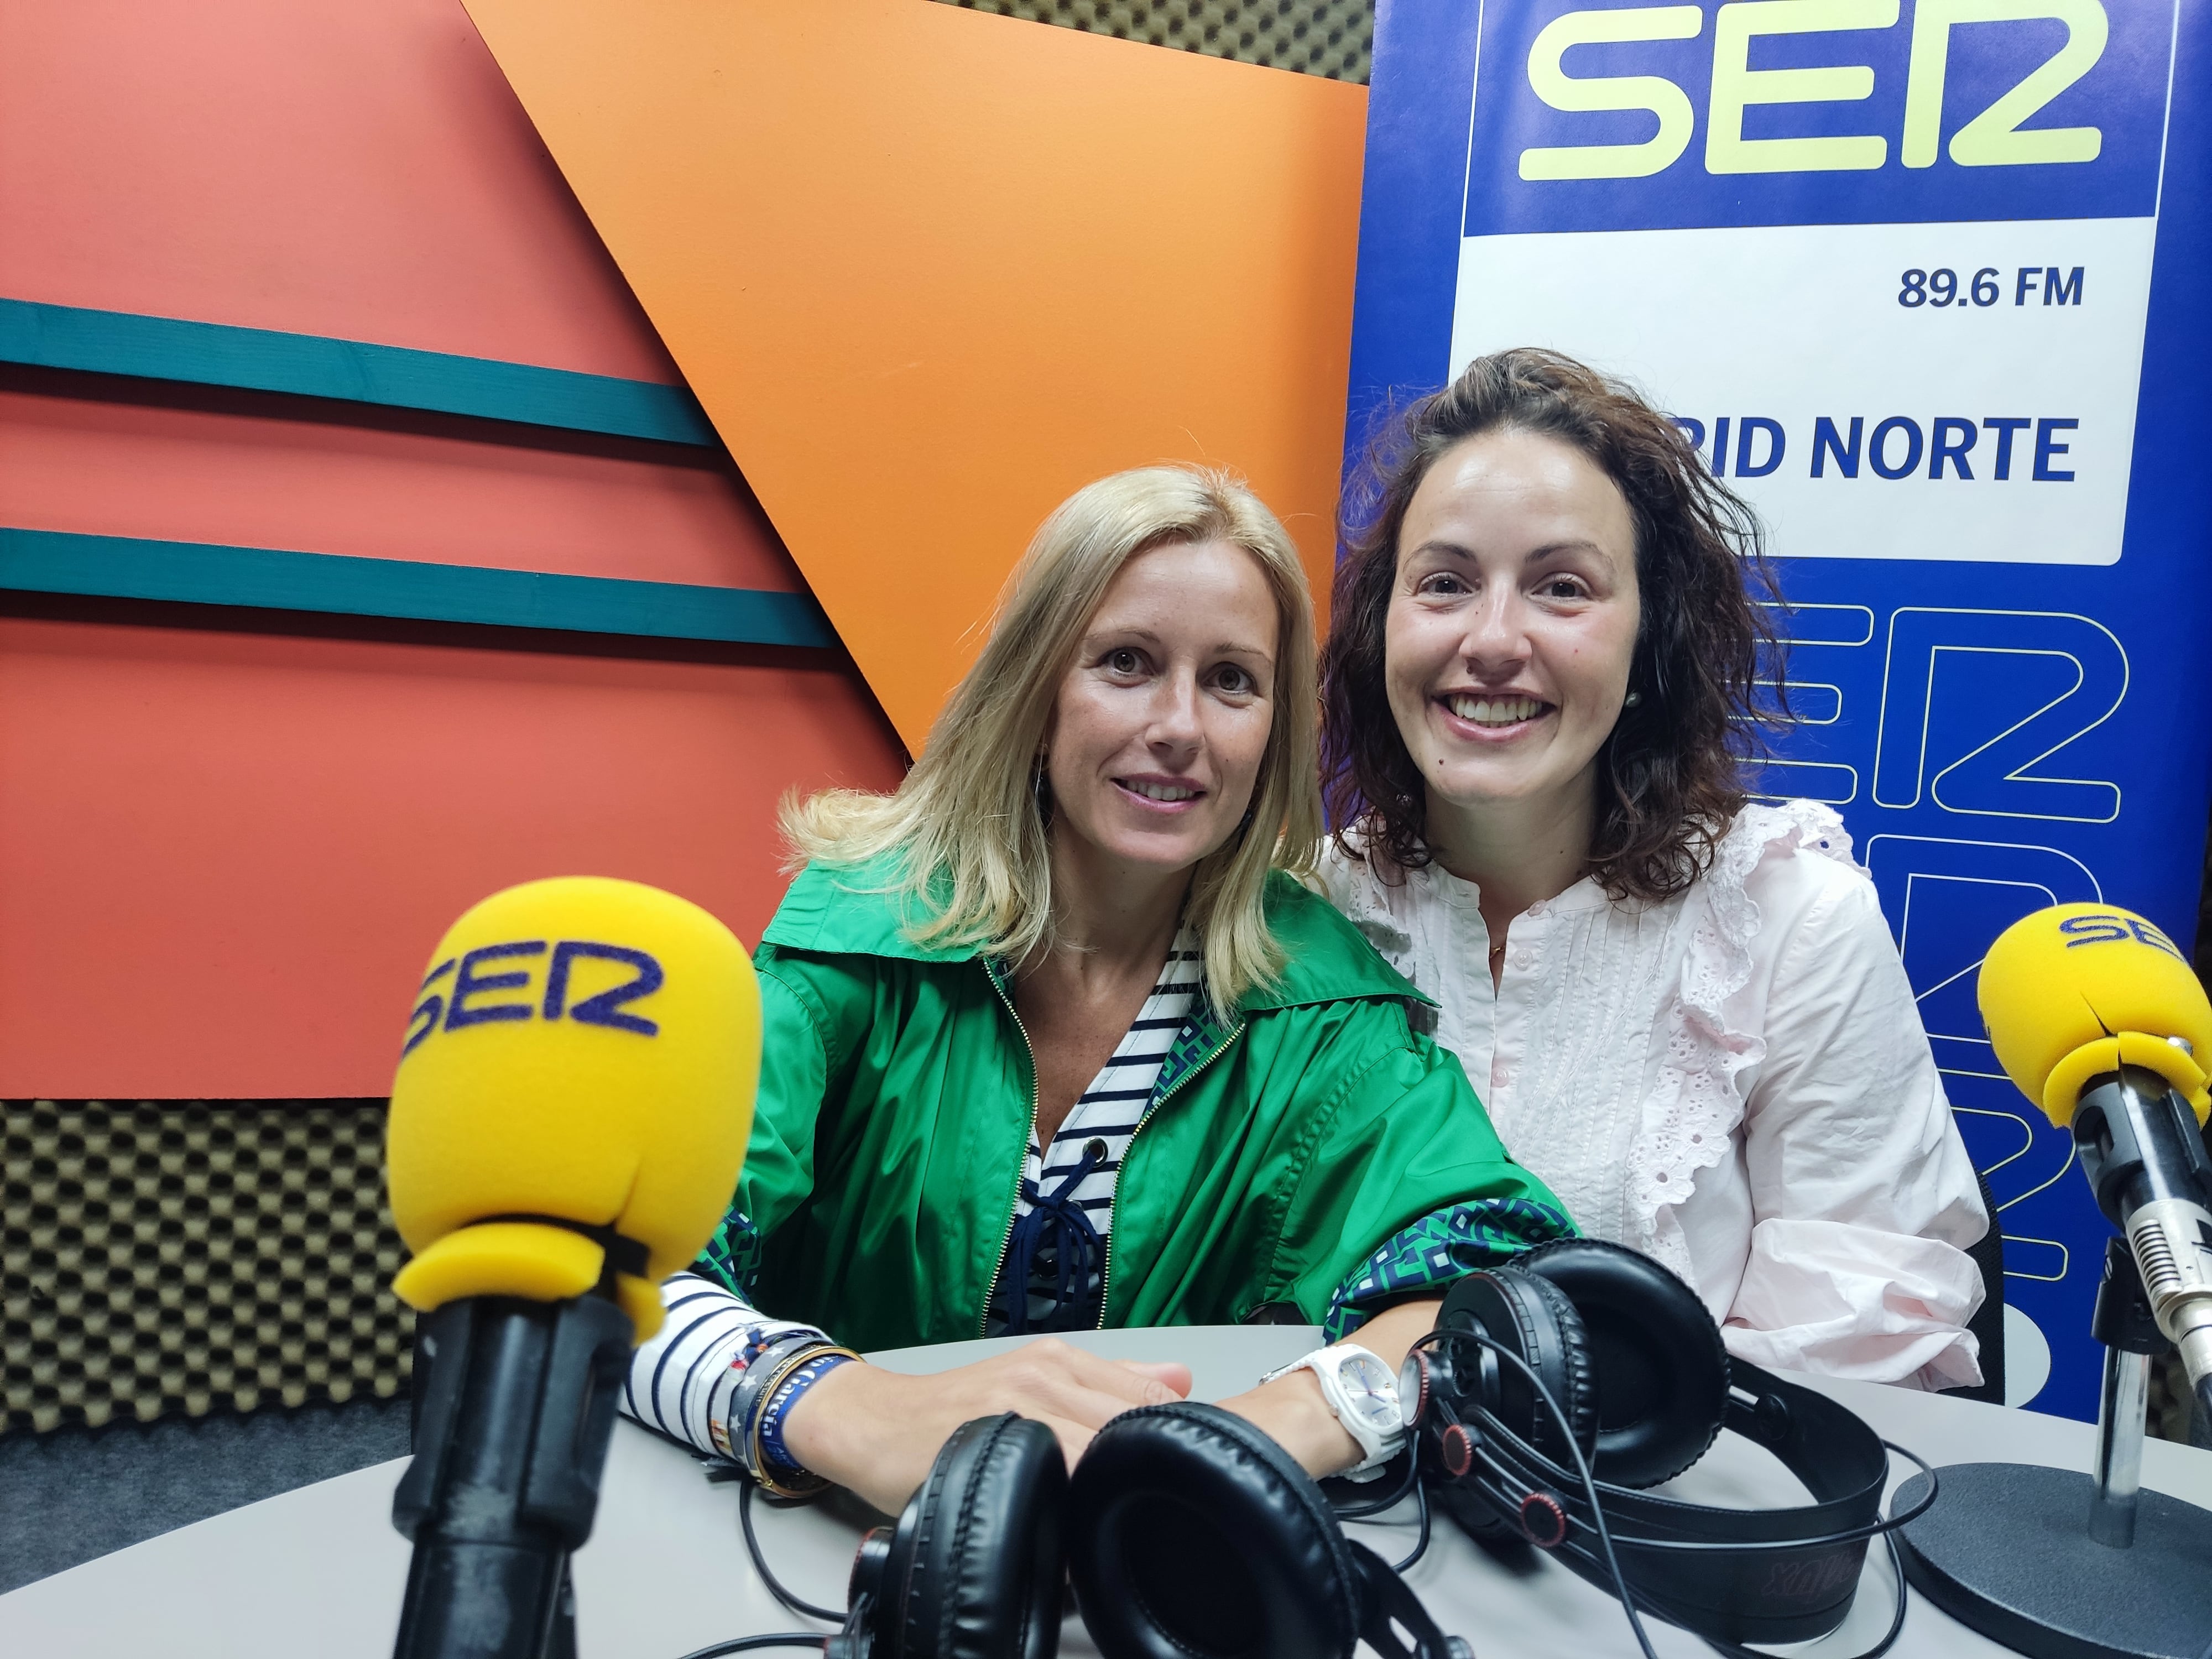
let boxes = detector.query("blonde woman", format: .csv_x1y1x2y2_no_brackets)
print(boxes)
625,466,1569,1514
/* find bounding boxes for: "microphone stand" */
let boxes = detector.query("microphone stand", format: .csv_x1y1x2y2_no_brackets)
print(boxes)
2088,1258,2156,1551
391,1291,634,1659
1893,1070,2212,1659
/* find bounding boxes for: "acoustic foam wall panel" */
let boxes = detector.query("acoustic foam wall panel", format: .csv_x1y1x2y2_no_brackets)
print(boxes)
1,1100,410,1434
937,0,1374,81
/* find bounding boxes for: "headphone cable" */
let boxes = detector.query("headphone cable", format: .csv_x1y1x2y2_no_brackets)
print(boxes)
740,1479,850,1623
1331,1448,1422,1518
1389,1475,1433,1573
1415,1330,1663,1659
1326,1437,1433,1572
588,1413,841,1656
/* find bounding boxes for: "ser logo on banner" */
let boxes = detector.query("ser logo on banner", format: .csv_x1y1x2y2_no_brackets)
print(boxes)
1449,0,2171,568
1517,0,2109,181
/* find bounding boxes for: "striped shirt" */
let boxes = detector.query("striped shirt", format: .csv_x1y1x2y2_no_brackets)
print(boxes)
621,924,1204,1463
988,924,1203,1333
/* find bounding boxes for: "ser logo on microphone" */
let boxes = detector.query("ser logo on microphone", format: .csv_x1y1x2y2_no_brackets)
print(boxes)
2055,913,2185,959
401,939,664,1056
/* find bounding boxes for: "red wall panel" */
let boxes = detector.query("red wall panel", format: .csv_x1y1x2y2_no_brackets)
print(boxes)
0,380,800,591
0,1,909,1094
0,614,904,1098
0,0,672,377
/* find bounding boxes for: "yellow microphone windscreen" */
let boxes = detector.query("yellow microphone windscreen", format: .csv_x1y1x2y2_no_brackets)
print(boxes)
1978,903,2212,1129
386,877,760,1342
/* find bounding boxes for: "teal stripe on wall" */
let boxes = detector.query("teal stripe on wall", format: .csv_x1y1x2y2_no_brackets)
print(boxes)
0,529,833,649
0,297,718,447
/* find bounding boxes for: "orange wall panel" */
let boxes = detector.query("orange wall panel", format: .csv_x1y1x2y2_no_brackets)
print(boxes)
462,0,1369,750
0,614,905,1098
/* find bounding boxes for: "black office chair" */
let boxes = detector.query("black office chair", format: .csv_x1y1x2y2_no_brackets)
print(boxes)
1949,1160,2006,1406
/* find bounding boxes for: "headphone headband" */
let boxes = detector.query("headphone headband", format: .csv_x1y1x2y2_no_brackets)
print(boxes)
1446,1354,1884,1642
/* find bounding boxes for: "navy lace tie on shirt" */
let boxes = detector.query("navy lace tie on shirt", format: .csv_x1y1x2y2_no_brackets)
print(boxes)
1000,1142,1107,1334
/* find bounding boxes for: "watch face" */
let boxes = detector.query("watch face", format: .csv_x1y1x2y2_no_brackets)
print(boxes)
1337,1350,1402,1433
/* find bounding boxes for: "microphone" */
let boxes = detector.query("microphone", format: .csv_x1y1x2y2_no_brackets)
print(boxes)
385,877,761,1659
1978,903,2212,1421
1884,907,2212,1659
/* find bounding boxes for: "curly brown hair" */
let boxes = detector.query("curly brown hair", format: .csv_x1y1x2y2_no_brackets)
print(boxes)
1320,347,1785,902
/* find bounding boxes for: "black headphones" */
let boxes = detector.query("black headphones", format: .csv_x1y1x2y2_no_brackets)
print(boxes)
1403,1238,1929,1653
832,1414,1067,1659
735,1402,1461,1659
724,1247,1931,1659
726,1413,1067,1659
1065,1402,1469,1659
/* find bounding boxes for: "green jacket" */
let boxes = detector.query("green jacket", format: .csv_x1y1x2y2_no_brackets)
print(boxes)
695,857,1573,1350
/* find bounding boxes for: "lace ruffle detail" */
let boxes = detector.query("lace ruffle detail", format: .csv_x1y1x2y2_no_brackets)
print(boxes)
1627,802,1855,1281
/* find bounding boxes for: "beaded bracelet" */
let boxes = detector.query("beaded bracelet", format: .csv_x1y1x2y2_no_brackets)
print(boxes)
758,1349,857,1480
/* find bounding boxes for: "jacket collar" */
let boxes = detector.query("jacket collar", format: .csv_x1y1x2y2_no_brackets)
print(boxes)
763,853,1431,1014
760,851,974,962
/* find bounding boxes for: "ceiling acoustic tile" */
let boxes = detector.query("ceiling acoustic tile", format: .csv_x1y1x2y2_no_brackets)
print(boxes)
461,0,1365,748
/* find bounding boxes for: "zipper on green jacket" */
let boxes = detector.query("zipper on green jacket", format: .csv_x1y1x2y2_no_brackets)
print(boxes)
1094,1016,1244,1329
978,959,1041,1338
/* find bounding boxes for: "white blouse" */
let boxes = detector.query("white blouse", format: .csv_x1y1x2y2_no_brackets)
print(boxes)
1312,800,1989,1390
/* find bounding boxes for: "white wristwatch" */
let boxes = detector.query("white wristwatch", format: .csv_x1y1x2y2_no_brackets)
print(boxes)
1260,1342,1407,1479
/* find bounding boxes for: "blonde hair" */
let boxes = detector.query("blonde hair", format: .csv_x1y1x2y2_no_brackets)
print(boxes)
784,465,1322,1010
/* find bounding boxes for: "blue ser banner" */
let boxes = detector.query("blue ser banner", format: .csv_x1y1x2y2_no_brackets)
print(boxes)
1348,0,2212,1419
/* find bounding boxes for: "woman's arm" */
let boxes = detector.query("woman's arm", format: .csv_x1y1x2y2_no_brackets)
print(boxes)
1223,1012,1574,1475
688,959,832,1297
785,1341,1190,1514
1216,1298,1443,1472
1724,863,1989,1387
620,954,839,1462
622,1272,832,1456
628,1274,1190,1510
632,944,1193,1511
1267,1031,1575,1340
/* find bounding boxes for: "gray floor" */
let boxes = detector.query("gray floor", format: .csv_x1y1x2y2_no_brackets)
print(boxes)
0,1396,411,1594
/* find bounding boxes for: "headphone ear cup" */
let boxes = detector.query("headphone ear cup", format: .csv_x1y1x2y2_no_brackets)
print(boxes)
1438,1267,1598,1467
1067,1401,1360,1659
879,1413,1067,1659
1511,1238,1731,1489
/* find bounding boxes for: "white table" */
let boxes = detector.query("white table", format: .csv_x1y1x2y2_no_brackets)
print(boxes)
6,1325,2210,1658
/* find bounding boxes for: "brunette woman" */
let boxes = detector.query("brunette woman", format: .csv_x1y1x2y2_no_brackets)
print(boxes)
1317,350,1987,1388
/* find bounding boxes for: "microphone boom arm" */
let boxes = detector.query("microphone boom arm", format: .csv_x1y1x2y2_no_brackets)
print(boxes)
2073,1064,2212,1427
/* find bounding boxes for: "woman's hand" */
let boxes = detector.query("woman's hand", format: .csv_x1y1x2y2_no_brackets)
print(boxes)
781,1301,1441,1510
780,1337,1192,1515
1216,1298,1443,1478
